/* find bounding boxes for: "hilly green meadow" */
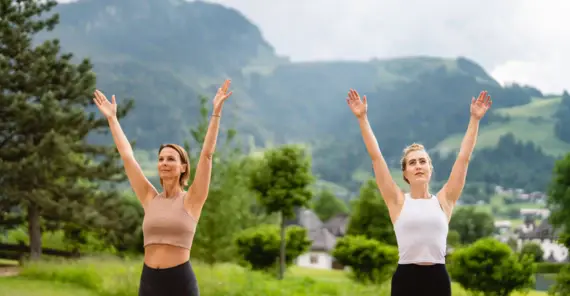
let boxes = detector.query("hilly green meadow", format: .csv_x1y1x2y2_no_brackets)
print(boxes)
2,0,570,295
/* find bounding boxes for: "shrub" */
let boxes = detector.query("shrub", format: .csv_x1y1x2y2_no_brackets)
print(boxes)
448,237,536,296
519,242,544,262
549,264,570,295
537,262,569,274
234,224,311,271
331,235,398,284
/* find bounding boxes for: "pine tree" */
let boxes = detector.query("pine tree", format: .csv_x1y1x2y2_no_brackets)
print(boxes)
0,0,133,259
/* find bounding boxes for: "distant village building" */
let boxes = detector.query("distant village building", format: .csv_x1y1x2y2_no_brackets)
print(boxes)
516,216,568,262
286,209,349,270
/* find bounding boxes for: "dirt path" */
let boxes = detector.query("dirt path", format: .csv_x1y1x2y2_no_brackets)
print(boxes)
0,266,20,277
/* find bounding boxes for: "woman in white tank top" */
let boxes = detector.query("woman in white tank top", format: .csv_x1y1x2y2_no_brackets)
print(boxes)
346,89,492,296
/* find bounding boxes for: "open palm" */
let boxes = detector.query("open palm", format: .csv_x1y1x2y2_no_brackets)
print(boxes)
471,91,492,120
93,90,117,119
346,89,367,118
213,79,233,115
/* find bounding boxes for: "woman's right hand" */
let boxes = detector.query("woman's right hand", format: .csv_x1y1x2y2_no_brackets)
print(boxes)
93,90,117,119
346,88,368,119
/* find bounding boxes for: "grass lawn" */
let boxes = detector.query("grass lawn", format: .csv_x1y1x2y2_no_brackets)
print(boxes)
0,277,96,296
0,257,548,296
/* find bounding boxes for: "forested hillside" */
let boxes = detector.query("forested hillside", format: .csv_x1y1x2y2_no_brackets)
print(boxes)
41,0,568,195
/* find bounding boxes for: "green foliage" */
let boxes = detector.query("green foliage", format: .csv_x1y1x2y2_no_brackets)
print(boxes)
234,224,311,271
520,242,544,263
547,152,570,248
554,91,570,143
447,230,461,247
448,237,536,296
248,143,315,279
449,206,495,245
434,133,557,192
0,0,133,258
332,235,398,284
346,179,396,245
312,189,349,222
549,264,570,296
536,262,569,274
249,145,315,218
93,192,144,255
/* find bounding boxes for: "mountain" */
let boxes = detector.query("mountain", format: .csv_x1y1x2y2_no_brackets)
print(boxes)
38,0,569,194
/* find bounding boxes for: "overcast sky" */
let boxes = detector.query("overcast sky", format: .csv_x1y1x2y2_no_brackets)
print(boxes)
198,0,568,94
57,0,568,94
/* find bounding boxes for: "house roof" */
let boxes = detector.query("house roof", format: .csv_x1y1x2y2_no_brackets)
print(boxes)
284,208,343,252
519,217,560,240
286,208,323,231
309,227,337,252
323,213,350,237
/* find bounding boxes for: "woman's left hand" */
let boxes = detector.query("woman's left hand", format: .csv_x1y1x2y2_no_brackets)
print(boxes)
213,79,233,116
470,90,492,120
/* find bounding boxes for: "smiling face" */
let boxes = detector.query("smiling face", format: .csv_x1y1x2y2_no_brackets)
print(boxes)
401,143,433,185
157,144,190,187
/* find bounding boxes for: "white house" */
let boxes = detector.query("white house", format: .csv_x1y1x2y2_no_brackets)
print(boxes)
296,227,338,269
287,209,347,270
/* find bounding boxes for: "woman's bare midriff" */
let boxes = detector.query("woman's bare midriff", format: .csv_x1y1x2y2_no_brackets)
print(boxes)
415,262,436,266
144,244,191,268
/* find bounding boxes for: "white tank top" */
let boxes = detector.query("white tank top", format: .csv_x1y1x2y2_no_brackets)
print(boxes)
393,193,448,264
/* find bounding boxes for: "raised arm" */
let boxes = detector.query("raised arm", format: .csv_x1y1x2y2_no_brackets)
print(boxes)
346,89,402,206
93,90,157,206
186,79,233,218
439,91,492,206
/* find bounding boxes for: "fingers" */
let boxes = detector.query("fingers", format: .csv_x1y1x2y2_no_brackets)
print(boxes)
221,79,231,93
112,95,116,105
94,90,108,103
347,89,360,102
477,90,488,102
93,90,102,105
362,95,367,105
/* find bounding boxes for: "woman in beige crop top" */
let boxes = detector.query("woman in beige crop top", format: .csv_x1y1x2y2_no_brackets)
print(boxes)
93,79,233,296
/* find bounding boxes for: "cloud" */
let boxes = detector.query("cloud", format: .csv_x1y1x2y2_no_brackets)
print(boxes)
201,0,569,94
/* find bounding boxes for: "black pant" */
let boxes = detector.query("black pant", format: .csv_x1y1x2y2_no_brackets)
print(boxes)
391,264,451,296
139,261,199,296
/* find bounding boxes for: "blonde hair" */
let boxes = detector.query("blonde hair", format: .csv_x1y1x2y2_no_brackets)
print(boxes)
400,143,432,184
158,143,190,188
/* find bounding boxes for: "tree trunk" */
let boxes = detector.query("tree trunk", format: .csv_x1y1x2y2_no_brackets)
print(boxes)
278,211,286,280
27,202,42,260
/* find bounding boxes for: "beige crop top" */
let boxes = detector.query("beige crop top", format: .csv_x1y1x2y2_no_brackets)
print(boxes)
142,191,197,249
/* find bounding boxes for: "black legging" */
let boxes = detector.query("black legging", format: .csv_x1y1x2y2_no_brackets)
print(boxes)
391,264,451,296
139,261,199,296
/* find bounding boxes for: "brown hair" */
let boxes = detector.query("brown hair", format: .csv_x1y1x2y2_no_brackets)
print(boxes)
158,143,190,187
400,143,432,184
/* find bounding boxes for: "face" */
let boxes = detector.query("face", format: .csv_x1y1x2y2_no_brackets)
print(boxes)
403,150,432,185
157,147,186,183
